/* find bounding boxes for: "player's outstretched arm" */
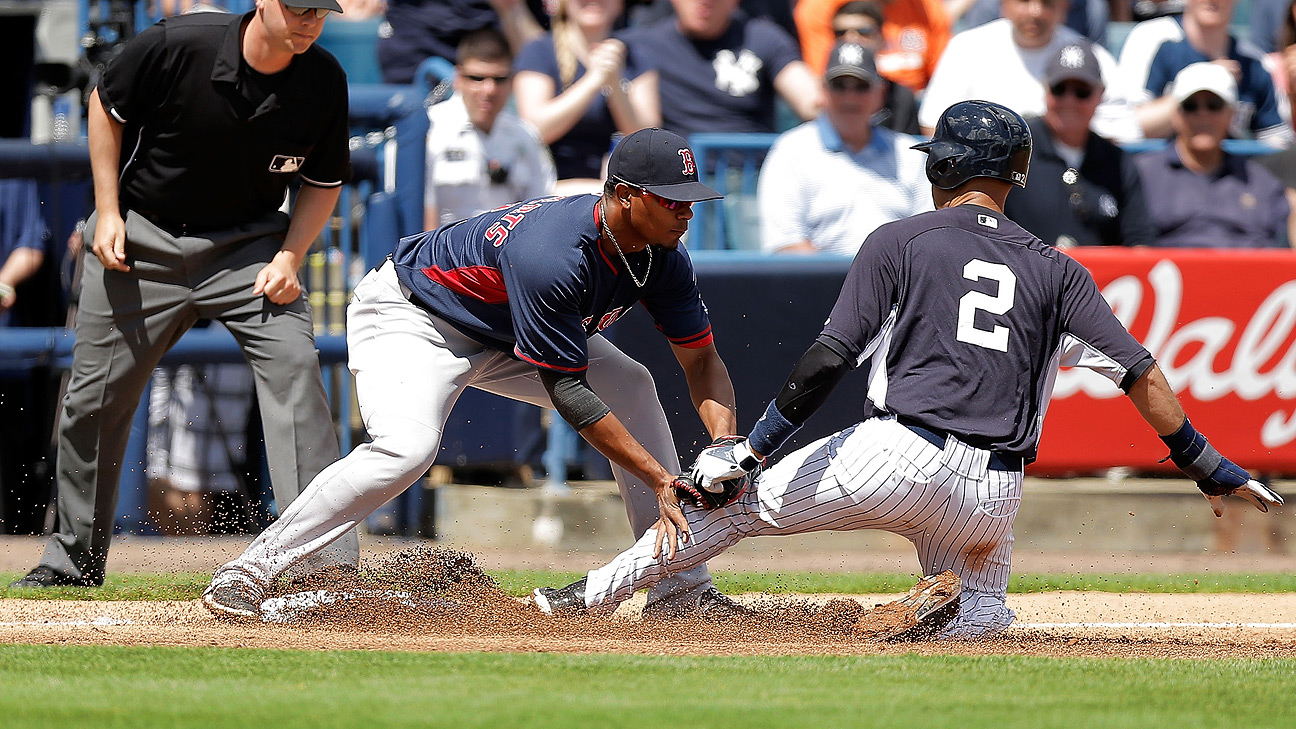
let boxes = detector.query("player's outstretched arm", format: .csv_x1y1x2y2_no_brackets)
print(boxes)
687,338,852,489
1126,364,1284,517
671,342,738,440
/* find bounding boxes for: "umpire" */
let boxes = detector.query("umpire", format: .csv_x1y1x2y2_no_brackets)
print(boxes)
12,0,360,587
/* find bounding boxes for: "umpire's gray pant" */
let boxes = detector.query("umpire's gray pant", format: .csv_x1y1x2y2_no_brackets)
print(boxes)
38,210,358,583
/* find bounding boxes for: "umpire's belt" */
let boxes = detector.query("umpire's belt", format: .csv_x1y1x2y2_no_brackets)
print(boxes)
898,419,1023,472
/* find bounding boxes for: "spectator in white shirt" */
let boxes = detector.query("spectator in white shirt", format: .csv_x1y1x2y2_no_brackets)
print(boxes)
758,42,930,255
919,0,1140,142
425,28,557,229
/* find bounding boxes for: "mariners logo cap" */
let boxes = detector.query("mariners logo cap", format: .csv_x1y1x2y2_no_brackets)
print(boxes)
282,0,345,13
608,128,722,202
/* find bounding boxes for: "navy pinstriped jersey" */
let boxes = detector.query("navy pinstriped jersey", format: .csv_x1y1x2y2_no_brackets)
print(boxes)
820,204,1155,459
390,194,714,372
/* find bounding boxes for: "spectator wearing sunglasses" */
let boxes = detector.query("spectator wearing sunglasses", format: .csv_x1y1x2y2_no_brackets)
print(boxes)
820,2,920,134
919,0,1140,142
1135,63,1292,248
1120,0,1292,146
795,0,951,92
1006,42,1154,247
425,29,556,229
757,42,930,255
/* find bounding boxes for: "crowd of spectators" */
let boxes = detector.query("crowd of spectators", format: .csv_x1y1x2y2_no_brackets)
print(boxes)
377,0,1296,254
366,0,1296,250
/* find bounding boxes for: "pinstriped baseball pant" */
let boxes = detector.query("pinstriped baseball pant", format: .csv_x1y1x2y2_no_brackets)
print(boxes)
585,416,1024,638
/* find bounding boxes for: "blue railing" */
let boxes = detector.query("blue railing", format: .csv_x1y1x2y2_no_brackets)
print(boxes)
687,133,1285,251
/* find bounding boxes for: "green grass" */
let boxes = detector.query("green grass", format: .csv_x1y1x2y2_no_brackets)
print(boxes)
0,645,1292,729
0,572,212,600
6,570,1296,601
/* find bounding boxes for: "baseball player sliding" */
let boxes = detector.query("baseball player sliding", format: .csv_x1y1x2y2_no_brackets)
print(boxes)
533,100,1284,639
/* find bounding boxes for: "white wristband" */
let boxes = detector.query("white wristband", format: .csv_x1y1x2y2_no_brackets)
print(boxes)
0,282,14,300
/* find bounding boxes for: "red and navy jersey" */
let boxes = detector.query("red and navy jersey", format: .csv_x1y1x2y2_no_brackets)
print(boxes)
820,204,1154,459
391,194,714,372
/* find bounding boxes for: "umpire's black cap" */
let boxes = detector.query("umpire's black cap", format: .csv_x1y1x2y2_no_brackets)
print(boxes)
912,100,1032,190
608,128,723,202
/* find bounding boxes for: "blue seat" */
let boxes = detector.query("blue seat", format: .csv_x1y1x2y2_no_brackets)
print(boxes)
316,18,386,85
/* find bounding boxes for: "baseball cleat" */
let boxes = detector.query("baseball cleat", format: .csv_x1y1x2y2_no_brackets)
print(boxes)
853,570,961,642
696,587,752,619
532,577,588,616
202,578,264,621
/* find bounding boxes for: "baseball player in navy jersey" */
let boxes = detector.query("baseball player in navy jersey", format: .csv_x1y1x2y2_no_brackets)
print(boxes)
532,101,1284,638
203,128,747,619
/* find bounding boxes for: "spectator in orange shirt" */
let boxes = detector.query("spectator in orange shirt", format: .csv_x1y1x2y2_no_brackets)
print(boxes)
796,0,951,91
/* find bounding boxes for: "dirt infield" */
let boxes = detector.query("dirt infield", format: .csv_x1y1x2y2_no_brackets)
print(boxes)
2,545,1294,661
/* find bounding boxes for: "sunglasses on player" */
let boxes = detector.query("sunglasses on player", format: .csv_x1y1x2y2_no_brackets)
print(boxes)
283,2,332,19
1048,81,1095,100
1181,96,1227,113
615,179,689,210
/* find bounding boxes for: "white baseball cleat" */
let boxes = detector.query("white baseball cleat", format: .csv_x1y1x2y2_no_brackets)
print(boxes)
202,576,264,621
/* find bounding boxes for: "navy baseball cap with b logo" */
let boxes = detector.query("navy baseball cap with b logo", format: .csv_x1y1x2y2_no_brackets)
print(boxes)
608,128,723,202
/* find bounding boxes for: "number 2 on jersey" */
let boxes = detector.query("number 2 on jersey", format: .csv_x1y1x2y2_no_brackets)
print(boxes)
956,260,1016,352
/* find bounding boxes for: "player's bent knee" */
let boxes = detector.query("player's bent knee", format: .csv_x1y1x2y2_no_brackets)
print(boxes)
599,359,657,404
366,431,439,482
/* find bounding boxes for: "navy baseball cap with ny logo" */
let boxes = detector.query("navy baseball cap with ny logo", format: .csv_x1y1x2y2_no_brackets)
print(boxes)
608,128,723,202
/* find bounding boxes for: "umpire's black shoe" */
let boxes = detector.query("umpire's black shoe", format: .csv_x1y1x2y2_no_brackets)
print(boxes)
9,566,100,588
531,578,588,616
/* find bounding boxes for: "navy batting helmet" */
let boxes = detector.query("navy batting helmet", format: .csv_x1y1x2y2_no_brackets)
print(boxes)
911,100,1032,190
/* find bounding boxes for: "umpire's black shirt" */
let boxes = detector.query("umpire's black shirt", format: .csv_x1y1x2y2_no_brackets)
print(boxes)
98,11,351,231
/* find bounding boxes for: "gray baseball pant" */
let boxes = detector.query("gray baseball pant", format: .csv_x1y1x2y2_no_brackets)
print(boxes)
214,261,713,610
38,210,358,583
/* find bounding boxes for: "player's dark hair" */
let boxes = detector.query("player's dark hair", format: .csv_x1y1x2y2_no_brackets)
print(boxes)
834,1,884,29
457,28,513,66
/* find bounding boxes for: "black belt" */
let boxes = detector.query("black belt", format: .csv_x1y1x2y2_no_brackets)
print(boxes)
897,418,1023,472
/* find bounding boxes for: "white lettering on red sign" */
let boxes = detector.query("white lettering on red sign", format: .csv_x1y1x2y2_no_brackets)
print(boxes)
1054,260,1296,448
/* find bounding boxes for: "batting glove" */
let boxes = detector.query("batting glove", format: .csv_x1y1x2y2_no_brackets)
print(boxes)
1161,419,1285,517
688,435,763,491
1196,464,1284,518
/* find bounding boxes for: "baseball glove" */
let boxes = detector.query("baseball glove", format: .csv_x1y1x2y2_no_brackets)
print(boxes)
674,435,763,509
673,472,749,509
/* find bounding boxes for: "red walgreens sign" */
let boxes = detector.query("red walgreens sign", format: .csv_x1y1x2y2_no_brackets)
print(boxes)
1032,248,1296,475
